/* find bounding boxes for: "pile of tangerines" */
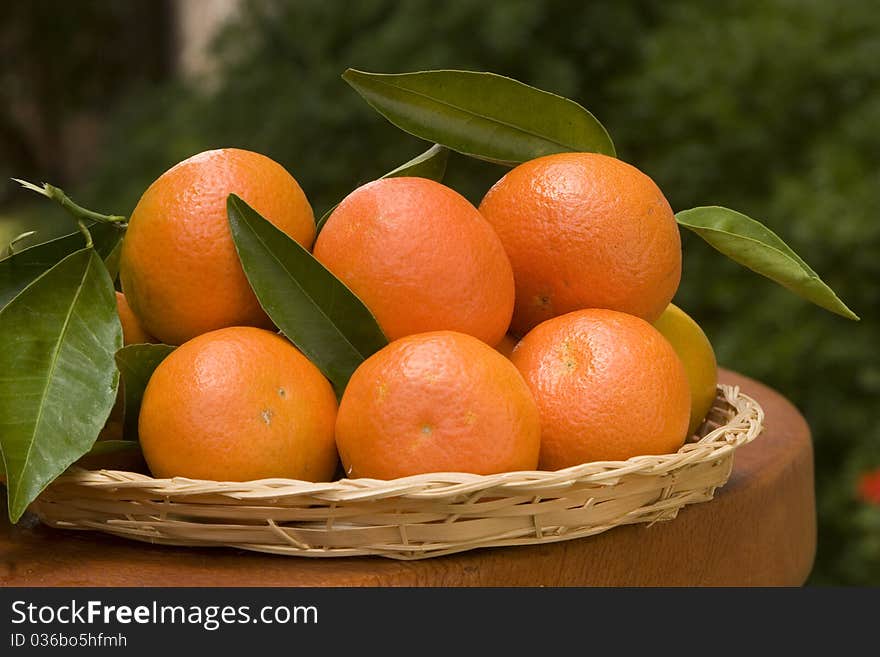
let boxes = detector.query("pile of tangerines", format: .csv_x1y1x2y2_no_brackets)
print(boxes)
114,148,718,483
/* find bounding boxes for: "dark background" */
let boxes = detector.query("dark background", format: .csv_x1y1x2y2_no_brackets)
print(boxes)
1,0,877,585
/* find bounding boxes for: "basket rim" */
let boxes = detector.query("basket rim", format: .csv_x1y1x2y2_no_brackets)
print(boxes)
47,383,762,502
34,383,764,559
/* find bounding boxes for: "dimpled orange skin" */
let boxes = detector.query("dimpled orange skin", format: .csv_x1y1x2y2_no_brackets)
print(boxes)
116,292,156,345
138,327,338,482
336,331,541,480
479,152,682,336
510,309,691,469
120,148,315,346
313,177,514,346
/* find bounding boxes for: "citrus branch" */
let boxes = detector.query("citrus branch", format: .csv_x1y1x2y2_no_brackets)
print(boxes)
12,178,127,251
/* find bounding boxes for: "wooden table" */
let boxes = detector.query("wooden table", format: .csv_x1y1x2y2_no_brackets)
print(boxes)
0,369,815,587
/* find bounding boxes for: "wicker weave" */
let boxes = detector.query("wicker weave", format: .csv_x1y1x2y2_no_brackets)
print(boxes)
32,383,763,560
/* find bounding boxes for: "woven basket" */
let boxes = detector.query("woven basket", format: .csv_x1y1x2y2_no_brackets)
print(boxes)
32,383,763,560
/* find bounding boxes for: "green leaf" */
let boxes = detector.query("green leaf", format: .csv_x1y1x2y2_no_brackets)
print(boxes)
0,248,122,521
342,68,615,165
382,143,450,179
315,143,449,233
102,237,124,282
676,206,859,320
115,343,176,440
227,194,388,395
0,223,125,311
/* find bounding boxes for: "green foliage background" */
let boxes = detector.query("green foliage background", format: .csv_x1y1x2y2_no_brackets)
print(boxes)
2,0,877,584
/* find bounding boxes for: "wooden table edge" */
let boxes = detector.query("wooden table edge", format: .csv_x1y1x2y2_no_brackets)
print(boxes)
0,368,816,587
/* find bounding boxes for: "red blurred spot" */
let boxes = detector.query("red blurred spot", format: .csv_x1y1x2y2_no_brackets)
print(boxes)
857,468,880,505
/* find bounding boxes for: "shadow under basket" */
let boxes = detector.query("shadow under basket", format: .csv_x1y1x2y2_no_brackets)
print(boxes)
32,384,764,560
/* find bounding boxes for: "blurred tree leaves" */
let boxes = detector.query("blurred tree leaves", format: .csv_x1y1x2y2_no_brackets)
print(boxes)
0,0,173,194
5,0,877,583
81,0,660,216
609,0,880,585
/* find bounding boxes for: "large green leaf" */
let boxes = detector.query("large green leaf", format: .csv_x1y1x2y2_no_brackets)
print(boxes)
115,343,176,440
316,143,449,233
0,248,122,521
228,194,388,395
0,223,125,311
343,68,615,165
676,206,858,320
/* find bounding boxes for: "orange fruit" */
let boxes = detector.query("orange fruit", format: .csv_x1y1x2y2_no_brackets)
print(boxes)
313,177,514,346
336,331,540,479
479,152,682,335
116,291,156,345
138,326,338,482
653,303,719,436
120,148,315,345
495,333,520,359
510,309,690,469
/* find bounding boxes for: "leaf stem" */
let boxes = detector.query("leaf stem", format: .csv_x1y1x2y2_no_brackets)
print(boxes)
76,220,94,249
13,178,127,226
42,183,127,225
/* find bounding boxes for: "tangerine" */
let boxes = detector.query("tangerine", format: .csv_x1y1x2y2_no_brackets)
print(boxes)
510,308,690,468
313,177,514,346
479,152,681,335
654,303,719,437
116,291,156,345
120,148,315,345
335,331,540,479
138,327,338,482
